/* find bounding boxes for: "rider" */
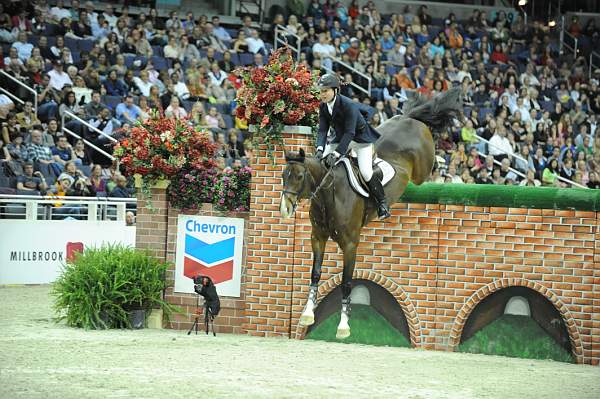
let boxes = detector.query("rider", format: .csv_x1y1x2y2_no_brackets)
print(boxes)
316,73,391,220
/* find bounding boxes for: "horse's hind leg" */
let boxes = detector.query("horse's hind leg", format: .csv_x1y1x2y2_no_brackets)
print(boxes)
336,240,358,339
299,230,327,327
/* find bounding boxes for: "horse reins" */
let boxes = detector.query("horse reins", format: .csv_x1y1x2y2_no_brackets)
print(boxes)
283,160,335,212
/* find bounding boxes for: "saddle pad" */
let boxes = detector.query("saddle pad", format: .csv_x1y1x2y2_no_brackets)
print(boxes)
338,157,396,198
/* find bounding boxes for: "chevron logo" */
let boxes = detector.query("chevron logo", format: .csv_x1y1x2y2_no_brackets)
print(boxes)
183,235,235,284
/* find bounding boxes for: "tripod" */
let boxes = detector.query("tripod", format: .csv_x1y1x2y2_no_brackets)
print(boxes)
187,295,216,336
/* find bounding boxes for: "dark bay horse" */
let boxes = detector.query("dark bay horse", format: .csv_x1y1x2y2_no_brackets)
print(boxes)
280,88,462,338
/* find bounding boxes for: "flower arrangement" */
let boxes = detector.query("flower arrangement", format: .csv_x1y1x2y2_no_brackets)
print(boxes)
168,166,252,212
113,113,217,183
234,47,320,153
213,166,252,212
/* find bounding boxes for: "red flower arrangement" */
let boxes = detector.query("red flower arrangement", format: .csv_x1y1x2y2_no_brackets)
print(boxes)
113,113,217,183
235,47,320,152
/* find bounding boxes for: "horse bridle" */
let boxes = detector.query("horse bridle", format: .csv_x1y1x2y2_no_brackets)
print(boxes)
283,160,335,211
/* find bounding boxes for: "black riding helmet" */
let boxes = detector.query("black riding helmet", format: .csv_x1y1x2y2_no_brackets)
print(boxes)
317,73,341,89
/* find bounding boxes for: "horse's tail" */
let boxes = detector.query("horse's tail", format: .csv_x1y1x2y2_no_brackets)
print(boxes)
402,87,463,133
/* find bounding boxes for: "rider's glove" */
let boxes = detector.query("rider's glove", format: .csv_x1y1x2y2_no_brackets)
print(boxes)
324,151,341,168
315,149,324,160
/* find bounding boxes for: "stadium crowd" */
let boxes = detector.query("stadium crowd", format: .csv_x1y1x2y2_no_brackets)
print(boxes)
0,0,599,205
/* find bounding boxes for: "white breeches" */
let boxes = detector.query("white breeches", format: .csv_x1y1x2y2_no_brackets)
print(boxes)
324,141,374,182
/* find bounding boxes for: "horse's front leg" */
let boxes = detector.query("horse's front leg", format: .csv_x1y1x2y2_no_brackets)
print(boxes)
336,240,358,339
299,229,328,327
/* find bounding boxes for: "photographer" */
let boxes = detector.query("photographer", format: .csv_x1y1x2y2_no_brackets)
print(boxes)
194,275,220,317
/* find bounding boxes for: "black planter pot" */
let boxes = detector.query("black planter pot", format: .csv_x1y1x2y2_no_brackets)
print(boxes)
128,309,146,329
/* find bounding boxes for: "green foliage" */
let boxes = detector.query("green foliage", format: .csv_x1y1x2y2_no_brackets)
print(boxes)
305,304,411,347
52,244,178,329
400,183,600,211
459,314,574,363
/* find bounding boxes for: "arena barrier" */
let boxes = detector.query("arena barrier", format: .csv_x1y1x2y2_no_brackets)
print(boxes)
136,127,600,365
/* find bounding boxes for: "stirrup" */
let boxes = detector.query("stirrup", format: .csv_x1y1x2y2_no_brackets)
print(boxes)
378,203,391,220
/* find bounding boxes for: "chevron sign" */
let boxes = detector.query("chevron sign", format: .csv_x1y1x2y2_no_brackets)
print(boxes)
174,215,245,297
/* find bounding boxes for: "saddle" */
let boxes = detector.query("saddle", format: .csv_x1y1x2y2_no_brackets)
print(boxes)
337,153,396,198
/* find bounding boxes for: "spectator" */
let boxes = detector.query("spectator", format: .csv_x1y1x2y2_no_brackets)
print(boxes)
164,35,182,60
199,23,227,52
16,101,41,131
59,91,85,123
103,70,128,97
180,34,200,64
212,16,232,44
84,91,108,120
6,134,29,163
126,211,136,226
89,108,119,144
52,135,78,173
109,175,133,198
208,62,228,87
1,112,21,144
164,96,187,119
246,29,266,55
588,171,600,189
116,95,141,125
476,167,493,184
499,158,520,182
204,106,226,131
542,159,562,187
89,164,107,193
12,31,33,63
233,30,249,53
488,125,513,162
17,162,48,193
46,56,71,86
27,128,56,178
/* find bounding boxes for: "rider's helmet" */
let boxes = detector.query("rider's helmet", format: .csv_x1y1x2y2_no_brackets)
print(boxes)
317,73,341,89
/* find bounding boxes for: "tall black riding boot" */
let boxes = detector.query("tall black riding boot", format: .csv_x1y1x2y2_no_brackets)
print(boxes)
367,176,391,220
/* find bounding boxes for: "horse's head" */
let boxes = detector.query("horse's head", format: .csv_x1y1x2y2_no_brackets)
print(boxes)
280,148,310,219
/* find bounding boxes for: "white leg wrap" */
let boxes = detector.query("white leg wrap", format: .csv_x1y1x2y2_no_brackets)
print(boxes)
336,303,351,339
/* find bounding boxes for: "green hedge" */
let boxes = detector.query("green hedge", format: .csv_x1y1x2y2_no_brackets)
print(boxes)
459,314,574,363
399,183,600,211
305,304,411,347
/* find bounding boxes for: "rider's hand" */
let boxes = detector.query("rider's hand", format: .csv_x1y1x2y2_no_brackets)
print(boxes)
324,153,339,168
315,149,323,160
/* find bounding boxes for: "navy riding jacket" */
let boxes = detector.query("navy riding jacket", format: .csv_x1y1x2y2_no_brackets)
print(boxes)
317,94,380,155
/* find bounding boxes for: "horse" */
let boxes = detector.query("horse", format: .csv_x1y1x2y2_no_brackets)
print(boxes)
280,88,462,339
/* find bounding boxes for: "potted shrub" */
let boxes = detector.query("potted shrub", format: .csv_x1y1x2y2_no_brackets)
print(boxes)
53,244,178,329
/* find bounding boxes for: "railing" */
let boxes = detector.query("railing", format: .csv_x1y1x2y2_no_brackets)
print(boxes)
323,56,372,97
0,194,135,221
237,0,264,26
63,127,115,161
274,24,301,61
559,15,579,59
61,110,118,144
0,70,37,114
475,134,586,188
589,51,600,79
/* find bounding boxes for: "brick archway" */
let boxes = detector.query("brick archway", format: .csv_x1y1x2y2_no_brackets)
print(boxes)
294,270,422,346
448,278,584,363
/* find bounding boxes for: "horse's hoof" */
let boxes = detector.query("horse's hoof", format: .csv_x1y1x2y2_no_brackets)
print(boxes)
336,328,351,339
299,313,315,326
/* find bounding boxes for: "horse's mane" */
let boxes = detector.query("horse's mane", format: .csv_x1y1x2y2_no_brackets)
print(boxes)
401,87,463,133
